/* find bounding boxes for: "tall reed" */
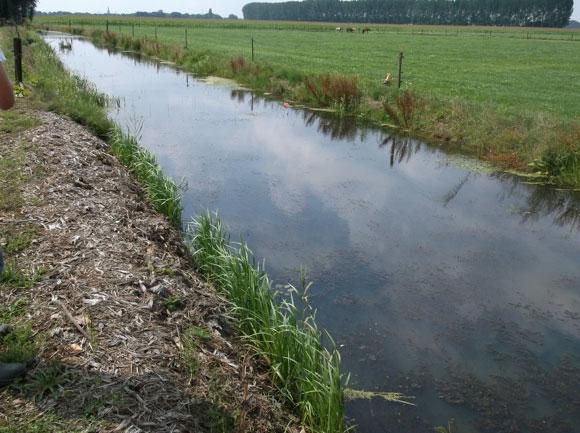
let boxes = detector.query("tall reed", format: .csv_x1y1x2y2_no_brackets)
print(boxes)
110,131,182,227
186,213,346,433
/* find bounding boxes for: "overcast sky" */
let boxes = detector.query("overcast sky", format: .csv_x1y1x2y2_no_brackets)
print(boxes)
37,0,580,21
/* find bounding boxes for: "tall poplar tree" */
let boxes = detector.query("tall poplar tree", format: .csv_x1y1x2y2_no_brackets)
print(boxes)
242,0,574,27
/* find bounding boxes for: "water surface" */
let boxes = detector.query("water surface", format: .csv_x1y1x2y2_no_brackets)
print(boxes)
46,34,580,433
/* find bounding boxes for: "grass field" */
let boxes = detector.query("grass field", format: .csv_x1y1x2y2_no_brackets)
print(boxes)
35,16,580,117
34,16,580,186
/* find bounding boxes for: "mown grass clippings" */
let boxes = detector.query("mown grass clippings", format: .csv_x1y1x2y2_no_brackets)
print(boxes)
0,27,296,433
187,212,346,433
343,388,415,406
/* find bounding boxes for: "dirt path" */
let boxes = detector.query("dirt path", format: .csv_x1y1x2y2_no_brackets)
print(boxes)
0,110,296,432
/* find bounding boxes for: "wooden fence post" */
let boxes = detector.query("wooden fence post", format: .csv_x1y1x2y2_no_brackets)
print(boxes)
251,37,255,62
155,25,158,41
13,37,22,84
132,24,135,37
397,51,404,89
106,20,109,33
185,27,188,48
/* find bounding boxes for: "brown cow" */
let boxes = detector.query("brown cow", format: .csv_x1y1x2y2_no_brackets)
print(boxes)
362,27,371,34
346,27,356,33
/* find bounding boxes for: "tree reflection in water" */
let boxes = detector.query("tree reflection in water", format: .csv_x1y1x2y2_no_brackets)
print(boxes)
229,88,580,231
379,134,421,167
496,174,580,231
230,89,246,104
302,111,362,141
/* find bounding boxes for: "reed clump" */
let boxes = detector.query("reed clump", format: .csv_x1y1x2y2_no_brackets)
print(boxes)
304,74,361,112
110,132,182,227
230,56,246,74
540,122,580,186
186,213,346,433
382,90,418,129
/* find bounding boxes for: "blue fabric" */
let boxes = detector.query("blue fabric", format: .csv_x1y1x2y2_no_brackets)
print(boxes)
0,49,5,63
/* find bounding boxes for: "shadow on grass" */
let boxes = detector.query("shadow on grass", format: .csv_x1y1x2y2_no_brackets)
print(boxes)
3,362,236,433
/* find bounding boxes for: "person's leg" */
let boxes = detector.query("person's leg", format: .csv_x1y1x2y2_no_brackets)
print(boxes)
0,258,27,387
0,362,26,386
0,323,27,386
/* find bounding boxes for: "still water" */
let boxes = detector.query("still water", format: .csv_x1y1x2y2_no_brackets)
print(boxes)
45,33,580,433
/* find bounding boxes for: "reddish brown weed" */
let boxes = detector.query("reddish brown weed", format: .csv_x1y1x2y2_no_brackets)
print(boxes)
304,74,360,110
230,56,246,74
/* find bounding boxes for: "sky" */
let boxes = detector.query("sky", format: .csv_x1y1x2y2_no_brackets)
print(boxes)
37,0,580,22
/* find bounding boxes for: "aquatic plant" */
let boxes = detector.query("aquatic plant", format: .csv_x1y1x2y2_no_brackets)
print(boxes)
304,74,361,112
110,131,183,227
230,56,246,74
382,90,418,129
186,213,346,433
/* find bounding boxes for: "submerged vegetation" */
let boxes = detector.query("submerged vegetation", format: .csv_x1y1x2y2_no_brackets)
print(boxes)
187,213,345,433
35,17,580,187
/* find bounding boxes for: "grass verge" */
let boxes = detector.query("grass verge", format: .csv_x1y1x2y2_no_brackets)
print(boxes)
186,213,345,433
16,30,183,226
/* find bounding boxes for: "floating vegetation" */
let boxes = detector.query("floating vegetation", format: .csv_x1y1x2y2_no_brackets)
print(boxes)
344,388,416,406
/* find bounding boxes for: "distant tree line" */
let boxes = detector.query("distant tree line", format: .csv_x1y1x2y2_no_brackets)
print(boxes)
35,9,239,20
0,0,37,24
242,0,573,27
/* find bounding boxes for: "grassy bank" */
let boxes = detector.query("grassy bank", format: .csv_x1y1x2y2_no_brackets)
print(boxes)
36,16,580,187
188,214,345,433
2,28,349,432
23,31,183,226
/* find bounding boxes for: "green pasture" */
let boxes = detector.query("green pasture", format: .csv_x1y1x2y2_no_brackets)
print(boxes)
36,16,580,118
